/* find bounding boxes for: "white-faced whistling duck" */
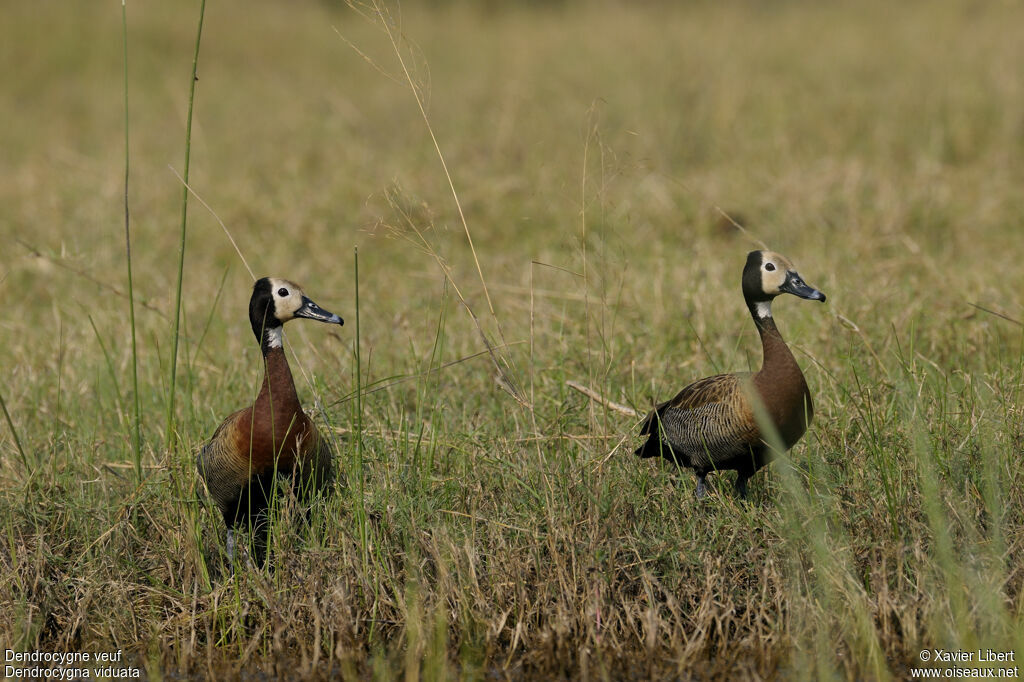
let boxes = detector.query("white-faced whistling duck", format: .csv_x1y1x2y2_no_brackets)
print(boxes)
635,250,826,499
197,277,343,567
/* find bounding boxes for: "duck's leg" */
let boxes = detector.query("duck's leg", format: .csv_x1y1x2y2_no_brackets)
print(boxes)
225,529,237,575
226,527,263,573
735,473,750,500
239,511,270,570
695,473,708,499
251,528,268,570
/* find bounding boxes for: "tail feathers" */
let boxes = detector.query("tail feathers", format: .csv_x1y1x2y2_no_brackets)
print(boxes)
634,442,653,458
635,435,669,459
635,409,667,458
635,435,691,468
636,405,688,465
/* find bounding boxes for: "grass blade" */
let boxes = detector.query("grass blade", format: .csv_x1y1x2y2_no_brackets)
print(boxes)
165,0,207,455
0,388,29,472
121,0,143,480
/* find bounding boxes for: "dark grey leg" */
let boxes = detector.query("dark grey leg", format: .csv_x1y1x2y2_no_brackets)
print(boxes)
695,473,708,499
226,529,237,576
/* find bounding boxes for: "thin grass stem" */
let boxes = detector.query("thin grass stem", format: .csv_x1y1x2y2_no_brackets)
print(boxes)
0,388,29,471
354,246,368,569
165,0,207,455
121,0,142,481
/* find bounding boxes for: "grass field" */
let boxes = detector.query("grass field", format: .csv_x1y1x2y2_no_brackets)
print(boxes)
2,0,1024,678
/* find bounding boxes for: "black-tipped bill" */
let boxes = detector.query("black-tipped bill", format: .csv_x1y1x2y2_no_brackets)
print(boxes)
295,296,344,325
781,272,826,303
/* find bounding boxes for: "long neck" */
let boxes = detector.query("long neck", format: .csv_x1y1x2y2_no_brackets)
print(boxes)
254,345,303,433
747,299,814,449
748,301,801,380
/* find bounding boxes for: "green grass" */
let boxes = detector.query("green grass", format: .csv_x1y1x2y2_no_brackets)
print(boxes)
2,0,1024,678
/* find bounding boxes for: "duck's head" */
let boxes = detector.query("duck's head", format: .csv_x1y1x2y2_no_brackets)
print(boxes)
742,250,826,319
249,277,344,350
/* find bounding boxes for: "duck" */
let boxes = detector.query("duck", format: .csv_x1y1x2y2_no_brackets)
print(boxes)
635,250,826,499
197,277,343,567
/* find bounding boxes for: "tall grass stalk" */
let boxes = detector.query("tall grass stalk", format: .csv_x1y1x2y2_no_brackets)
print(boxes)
87,314,126,425
756,398,890,680
121,0,142,480
358,0,524,404
51,321,64,477
353,247,368,569
165,0,207,454
0,388,29,471
579,110,597,437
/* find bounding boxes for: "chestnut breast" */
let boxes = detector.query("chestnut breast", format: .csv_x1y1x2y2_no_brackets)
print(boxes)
229,400,315,474
753,363,813,450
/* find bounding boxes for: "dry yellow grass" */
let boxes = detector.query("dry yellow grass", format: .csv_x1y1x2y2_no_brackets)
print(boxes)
1,0,1023,678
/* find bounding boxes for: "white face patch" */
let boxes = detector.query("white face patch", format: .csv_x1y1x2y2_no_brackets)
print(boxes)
754,301,773,319
267,277,305,323
757,250,800,297
266,326,284,349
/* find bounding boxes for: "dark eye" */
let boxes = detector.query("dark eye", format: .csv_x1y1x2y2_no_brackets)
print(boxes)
765,263,776,272
278,288,289,297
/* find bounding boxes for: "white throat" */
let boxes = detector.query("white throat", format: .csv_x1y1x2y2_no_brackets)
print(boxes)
754,301,773,319
266,327,284,349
